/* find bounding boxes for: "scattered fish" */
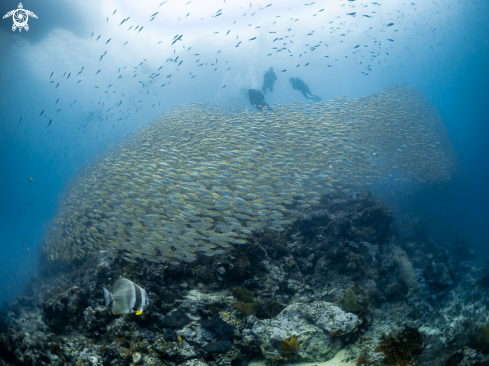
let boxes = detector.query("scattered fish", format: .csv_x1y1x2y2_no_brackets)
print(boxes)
171,35,182,45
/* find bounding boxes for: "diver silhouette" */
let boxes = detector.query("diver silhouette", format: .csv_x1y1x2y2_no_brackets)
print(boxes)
289,77,322,102
247,89,270,111
261,67,277,95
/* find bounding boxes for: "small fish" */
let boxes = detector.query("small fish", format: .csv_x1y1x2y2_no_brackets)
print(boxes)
103,279,149,315
138,26,144,33
171,35,182,45
249,37,257,41
56,82,59,88
387,39,394,41
281,69,287,72
106,38,111,44
347,12,356,16
77,80,81,83
57,109,61,112
100,55,104,61
123,41,128,45
90,32,94,37
96,35,101,41
387,23,394,26
96,69,101,74
67,72,71,79
222,85,226,88
50,72,54,79
39,110,44,117
113,9,117,15
151,12,159,17
56,98,59,104
47,118,52,127
19,116,22,123
226,30,230,35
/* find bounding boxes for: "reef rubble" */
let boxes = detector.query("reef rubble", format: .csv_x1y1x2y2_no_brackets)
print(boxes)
1,191,489,366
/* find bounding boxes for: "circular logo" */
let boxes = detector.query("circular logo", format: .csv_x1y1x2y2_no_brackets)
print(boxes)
13,9,28,28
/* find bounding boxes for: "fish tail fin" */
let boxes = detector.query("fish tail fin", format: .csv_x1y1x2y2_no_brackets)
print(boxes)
103,287,113,307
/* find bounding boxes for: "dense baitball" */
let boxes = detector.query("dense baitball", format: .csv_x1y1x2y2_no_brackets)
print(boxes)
44,86,457,267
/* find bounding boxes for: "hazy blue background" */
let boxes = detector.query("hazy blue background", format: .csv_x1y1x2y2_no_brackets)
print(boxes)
0,0,488,305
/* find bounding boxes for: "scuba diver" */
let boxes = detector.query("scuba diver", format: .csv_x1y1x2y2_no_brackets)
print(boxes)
261,67,277,95
247,89,270,111
289,77,322,102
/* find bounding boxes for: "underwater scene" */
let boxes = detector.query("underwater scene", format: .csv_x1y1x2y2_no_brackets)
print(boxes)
0,0,488,364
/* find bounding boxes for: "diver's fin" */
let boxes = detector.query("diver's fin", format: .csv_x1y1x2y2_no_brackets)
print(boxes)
103,287,113,307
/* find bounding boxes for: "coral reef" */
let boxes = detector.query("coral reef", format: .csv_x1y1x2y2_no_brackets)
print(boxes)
1,191,488,366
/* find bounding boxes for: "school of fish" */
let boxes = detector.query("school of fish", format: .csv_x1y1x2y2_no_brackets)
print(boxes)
43,85,457,265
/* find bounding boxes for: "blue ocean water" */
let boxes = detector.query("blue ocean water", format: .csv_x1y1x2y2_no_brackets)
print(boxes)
0,0,487,306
